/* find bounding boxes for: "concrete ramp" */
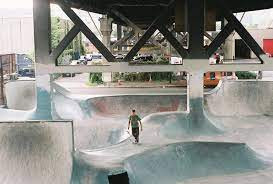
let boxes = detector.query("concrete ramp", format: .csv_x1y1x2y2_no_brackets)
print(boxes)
143,111,221,137
0,121,74,184
205,80,273,116
125,142,270,184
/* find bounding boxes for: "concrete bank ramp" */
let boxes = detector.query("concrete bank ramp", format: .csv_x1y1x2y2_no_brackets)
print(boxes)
124,142,270,184
143,111,221,138
205,80,273,116
0,121,74,184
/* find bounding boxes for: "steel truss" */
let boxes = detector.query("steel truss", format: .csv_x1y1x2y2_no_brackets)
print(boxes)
33,0,273,75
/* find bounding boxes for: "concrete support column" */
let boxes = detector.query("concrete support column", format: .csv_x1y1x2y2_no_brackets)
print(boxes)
187,72,204,112
185,0,206,113
33,0,52,65
99,15,113,82
187,0,205,58
222,19,235,60
123,27,129,51
99,15,113,53
117,24,122,51
33,0,53,120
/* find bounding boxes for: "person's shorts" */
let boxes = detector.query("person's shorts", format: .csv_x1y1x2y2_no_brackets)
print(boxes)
132,127,139,138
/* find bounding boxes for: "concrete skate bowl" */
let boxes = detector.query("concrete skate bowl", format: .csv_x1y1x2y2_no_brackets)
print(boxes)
124,142,271,184
52,90,187,150
86,95,187,117
0,121,74,184
205,80,273,117
0,80,52,121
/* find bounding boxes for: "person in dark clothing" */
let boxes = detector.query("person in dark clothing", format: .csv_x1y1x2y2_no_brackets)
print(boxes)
128,109,143,143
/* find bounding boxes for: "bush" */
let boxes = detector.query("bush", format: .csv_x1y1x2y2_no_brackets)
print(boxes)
235,72,257,79
89,73,103,84
115,72,176,82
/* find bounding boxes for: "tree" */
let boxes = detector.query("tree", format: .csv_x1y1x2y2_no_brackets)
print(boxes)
51,17,86,65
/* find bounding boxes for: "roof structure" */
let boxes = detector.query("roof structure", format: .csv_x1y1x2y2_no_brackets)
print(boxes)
53,0,273,27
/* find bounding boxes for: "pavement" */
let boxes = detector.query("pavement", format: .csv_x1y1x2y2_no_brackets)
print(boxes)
55,73,214,96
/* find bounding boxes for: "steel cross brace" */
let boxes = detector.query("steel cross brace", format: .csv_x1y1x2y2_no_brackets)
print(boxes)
207,1,266,63
123,0,176,62
224,11,266,63
111,8,164,51
50,25,81,64
56,0,116,63
206,22,234,57
111,30,135,50
157,25,188,58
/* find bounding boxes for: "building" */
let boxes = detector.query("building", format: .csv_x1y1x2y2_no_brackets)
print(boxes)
234,28,273,59
0,17,34,55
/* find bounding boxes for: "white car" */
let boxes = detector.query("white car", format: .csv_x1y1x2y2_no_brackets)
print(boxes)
170,57,183,64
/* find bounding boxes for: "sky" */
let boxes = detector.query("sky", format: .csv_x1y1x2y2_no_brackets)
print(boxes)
0,0,32,8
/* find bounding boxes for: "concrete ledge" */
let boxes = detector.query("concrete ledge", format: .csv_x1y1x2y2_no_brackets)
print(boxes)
0,121,74,184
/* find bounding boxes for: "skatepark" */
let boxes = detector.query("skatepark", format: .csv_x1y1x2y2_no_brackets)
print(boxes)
1,79,273,183
1,0,273,183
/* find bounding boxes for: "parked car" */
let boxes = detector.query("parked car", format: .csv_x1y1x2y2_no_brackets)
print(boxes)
62,73,76,77
85,54,93,61
114,54,125,60
18,68,35,78
133,55,153,61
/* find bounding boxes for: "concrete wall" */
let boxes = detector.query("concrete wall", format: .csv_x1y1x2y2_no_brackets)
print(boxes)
0,17,34,55
5,80,36,110
0,121,74,184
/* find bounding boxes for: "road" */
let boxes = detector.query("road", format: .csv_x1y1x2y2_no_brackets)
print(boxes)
56,73,213,95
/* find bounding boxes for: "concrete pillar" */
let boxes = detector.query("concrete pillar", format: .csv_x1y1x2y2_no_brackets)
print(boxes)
33,0,52,65
185,0,206,112
187,0,206,58
187,71,204,113
222,19,235,60
99,15,113,82
117,24,122,51
33,0,53,120
123,27,129,51
99,15,113,53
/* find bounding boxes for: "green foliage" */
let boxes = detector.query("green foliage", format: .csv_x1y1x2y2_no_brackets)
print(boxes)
51,17,86,65
51,17,63,49
27,51,35,63
115,72,176,82
235,72,257,79
129,56,169,65
89,73,103,84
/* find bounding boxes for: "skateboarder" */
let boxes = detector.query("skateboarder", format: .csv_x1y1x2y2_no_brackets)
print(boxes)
128,109,143,143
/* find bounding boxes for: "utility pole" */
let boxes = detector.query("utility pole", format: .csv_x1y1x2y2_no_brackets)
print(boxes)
0,56,4,105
